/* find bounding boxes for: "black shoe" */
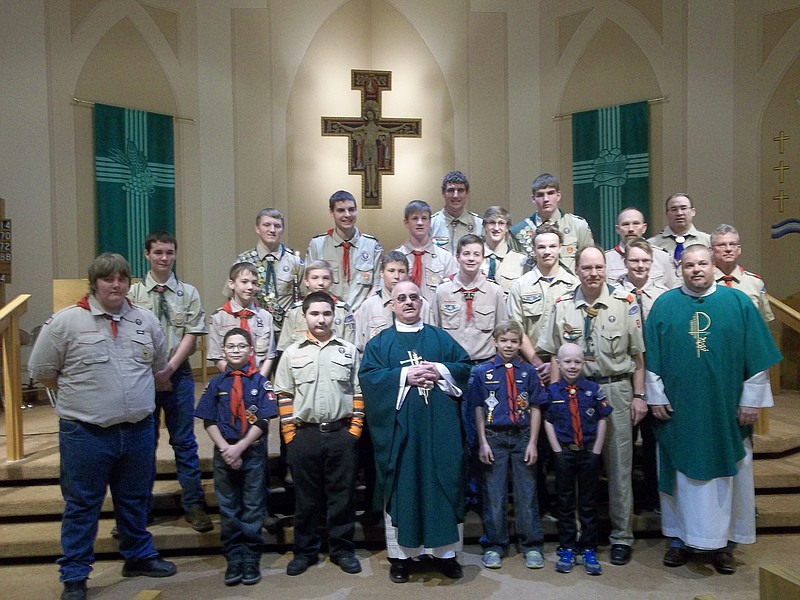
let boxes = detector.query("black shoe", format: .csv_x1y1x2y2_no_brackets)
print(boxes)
242,561,263,585
389,559,411,583
122,556,177,578
359,510,382,527
434,557,464,579
61,580,87,600
609,544,632,566
263,513,281,535
712,551,736,574
224,561,243,586
332,553,362,574
286,554,318,576
663,546,691,567
185,506,213,533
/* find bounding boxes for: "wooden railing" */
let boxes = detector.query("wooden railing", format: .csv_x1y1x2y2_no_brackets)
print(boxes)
1,294,31,462
759,294,800,435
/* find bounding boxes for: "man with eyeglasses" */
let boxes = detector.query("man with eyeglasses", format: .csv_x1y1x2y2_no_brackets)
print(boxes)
710,224,774,323
648,193,710,273
430,170,483,255
360,281,472,583
537,245,646,567
510,173,594,274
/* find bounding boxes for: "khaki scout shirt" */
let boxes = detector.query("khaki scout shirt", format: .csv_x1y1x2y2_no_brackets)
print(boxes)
605,244,680,289
512,209,594,273
508,265,579,345
128,272,207,358
305,227,381,312
482,241,528,294
430,209,484,255
208,300,276,366
613,275,670,322
353,289,434,352
273,334,361,423
395,240,458,304
537,285,644,378
277,300,354,352
714,265,775,323
648,225,711,271
433,273,508,361
29,295,167,427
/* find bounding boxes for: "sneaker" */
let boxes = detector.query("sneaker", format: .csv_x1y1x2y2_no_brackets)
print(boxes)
185,506,213,532
555,547,575,573
241,561,262,585
224,561,243,586
482,550,502,569
122,556,177,578
581,548,603,575
61,580,87,600
524,550,545,569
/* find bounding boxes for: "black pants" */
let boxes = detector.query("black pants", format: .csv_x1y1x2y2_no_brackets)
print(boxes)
287,426,358,558
553,449,603,550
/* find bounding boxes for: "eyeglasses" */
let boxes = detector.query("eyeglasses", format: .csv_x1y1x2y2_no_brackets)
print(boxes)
395,294,421,303
484,220,508,227
712,243,740,249
224,344,250,351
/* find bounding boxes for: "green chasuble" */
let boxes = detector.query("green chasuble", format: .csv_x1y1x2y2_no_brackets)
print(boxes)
645,286,781,494
359,325,472,549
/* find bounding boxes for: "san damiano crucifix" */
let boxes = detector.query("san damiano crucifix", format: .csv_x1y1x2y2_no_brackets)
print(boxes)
322,70,421,208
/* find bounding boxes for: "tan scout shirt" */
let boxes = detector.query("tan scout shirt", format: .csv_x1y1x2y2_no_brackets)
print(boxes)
482,241,528,294
395,240,458,304
273,334,361,423
507,265,579,345
305,228,381,312
277,300,354,352
605,244,680,289
29,295,167,427
613,275,670,322
648,225,711,272
433,273,508,361
353,289,434,352
512,209,594,273
537,285,644,378
714,265,775,323
128,272,207,358
208,300,276,366
430,209,484,255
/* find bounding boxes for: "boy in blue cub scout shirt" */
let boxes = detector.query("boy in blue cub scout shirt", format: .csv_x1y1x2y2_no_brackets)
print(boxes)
195,328,278,587
544,343,612,576
469,320,546,570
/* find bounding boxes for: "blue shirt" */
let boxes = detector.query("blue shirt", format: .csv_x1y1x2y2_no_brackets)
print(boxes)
195,366,278,442
467,355,545,428
544,377,612,447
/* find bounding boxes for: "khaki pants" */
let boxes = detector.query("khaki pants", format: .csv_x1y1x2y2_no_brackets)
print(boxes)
600,378,634,547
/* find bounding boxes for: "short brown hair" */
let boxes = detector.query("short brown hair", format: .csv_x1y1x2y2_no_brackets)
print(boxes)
88,253,131,294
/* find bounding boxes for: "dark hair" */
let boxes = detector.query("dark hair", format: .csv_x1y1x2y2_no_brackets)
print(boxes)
329,190,357,211
665,192,694,209
441,170,470,193
531,173,560,194
223,327,253,347
144,230,177,252
456,233,484,255
404,199,431,220
229,262,258,281
533,223,564,245
256,208,284,227
88,253,131,293
381,250,409,271
302,291,335,314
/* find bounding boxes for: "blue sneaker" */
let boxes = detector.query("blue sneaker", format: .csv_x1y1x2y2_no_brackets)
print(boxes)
525,550,545,569
581,548,603,575
482,550,502,569
555,547,575,573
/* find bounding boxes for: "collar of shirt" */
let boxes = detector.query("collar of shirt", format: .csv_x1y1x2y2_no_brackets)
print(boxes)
680,281,717,298
574,284,611,309
227,298,256,313
396,320,424,332
530,265,573,285
714,265,743,283
662,224,701,239
329,227,361,245
256,241,285,262
87,293,134,319
553,376,592,394
484,241,509,260
443,210,469,227
533,208,564,227
301,330,340,348
490,354,524,369
145,271,178,293
452,272,488,291
402,239,436,253
619,275,657,298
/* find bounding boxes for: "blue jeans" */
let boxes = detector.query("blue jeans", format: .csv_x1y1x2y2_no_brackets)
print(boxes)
214,440,266,562
59,416,157,583
553,448,603,550
154,362,204,511
480,427,543,554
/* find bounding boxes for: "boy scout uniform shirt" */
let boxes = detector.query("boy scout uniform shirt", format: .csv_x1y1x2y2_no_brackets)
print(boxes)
613,275,670,321
545,377,613,448
510,209,594,273
234,242,304,330
29,294,167,427
482,241,528,294
714,265,775,322
430,209,484,255
537,285,644,378
433,273,508,361
128,271,208,357
305,227,381,312
353,289,434,352
648,225,711,270
208,301,276,366
277,300,354,352
395,240,458,304
507,265,579,346
605,244,680,289
467,356,545,428
273,334,361,423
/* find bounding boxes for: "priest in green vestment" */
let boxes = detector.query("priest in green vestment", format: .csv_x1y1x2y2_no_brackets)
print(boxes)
645,245,781,574
360,281,472,583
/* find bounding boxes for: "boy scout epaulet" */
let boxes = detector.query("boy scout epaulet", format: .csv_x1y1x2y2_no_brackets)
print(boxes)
652,245,670,256
311,232,328,241
291,299,303,308
609,284,634,303
744,269,763,280
555,290,576,303
211,307,224,316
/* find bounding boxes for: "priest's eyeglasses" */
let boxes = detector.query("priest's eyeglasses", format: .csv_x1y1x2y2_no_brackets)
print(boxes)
395,293,421,303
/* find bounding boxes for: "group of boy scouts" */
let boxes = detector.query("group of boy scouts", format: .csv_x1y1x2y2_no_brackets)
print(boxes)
29,170,781,600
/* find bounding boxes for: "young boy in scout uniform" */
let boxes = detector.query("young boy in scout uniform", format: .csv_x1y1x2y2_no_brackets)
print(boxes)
274,292,364,576
195,327,278,586
128,231,212,532
430,170,483,254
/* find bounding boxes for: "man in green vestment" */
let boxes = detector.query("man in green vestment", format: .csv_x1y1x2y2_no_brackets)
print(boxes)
645,245,781,574
360,281,472,583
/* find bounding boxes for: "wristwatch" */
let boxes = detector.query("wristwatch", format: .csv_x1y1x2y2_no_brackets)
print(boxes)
633,393,646,400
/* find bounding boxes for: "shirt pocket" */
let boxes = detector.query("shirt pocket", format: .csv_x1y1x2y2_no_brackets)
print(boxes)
472,306,496,332
354,254,375,287
329,353,355,394
520,292,545,318
75,333,109,366
290,354,317,384
131,331,155,365
598,326,623,359
438,302,462,330
367,316,389,340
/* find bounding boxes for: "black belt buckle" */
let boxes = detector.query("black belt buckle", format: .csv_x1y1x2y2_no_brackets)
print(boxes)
318,420,339,433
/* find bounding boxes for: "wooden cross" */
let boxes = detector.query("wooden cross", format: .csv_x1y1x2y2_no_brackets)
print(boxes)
773,189,789,213
773,160,790,184
773,130,790,154
322,70,421,208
